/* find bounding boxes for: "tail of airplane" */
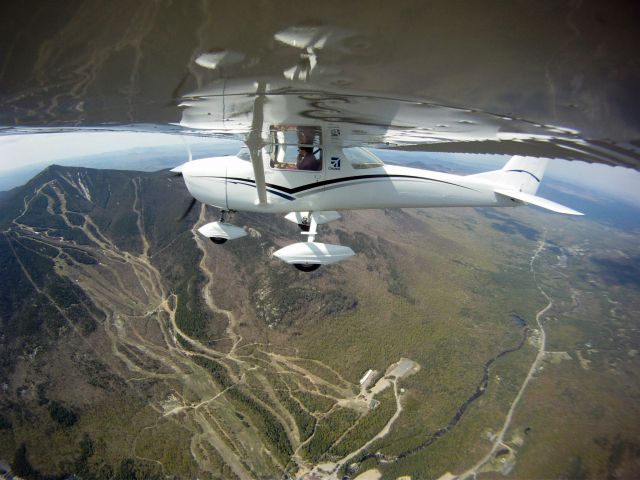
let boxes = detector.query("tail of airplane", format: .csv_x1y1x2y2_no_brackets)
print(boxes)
467,156,547,195
468,156,583,215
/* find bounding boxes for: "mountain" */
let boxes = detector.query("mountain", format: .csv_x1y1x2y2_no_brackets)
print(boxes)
0,166,639,479
0,141,241,192
0,164,365,479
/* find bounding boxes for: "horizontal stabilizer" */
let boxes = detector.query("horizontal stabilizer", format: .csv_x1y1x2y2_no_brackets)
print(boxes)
285,211,342,226
495,189,583,216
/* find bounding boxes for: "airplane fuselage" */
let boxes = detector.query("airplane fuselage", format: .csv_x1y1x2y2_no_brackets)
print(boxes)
181,150,515,214
177,144,579,269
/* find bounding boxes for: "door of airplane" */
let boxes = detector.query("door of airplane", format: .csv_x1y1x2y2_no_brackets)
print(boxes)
264,126,325,207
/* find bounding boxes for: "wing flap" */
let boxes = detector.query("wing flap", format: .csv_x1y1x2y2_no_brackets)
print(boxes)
495,189,583,216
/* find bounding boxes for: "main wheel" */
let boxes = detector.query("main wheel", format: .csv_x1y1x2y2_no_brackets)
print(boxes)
298,223,310,232
294,263,320,272
210,237,227,244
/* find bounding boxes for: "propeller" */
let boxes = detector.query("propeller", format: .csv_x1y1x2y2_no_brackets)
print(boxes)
178,197,197,221
171,135,194,177
173,137,201,221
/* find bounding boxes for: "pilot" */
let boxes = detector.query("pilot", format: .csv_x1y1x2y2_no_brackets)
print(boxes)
296,146,321,171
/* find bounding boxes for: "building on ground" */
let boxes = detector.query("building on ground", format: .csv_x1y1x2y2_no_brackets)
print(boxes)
359,369,377,389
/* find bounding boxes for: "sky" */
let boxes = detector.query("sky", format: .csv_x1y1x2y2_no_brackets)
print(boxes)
0,131,222,168
411,151,640,207
1,131,639,207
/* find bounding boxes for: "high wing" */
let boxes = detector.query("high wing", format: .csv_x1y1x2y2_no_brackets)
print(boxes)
177,77,640,169
394,138,640,170
3,76,638,201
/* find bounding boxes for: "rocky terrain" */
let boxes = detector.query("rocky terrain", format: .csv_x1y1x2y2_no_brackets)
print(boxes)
0,165,639,479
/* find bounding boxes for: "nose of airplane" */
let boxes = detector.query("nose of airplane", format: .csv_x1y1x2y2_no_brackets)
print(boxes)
180,157,227,177
180,157,228,210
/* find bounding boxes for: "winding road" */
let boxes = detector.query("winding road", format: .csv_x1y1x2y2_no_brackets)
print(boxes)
6,171,556,479
5,173,399,479
459,232,550,479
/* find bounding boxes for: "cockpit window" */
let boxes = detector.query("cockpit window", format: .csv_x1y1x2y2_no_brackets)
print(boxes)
343,147,384,169
268,125,323,171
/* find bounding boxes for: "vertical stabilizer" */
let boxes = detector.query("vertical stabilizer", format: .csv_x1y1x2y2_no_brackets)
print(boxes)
467,156,548,194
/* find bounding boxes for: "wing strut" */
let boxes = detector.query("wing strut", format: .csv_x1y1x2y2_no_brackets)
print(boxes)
246,81,268,205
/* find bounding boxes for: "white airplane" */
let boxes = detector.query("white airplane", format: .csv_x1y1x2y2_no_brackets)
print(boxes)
173,123,582,272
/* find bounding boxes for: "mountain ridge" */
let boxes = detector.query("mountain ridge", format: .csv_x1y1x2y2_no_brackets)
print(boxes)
1,165,638,479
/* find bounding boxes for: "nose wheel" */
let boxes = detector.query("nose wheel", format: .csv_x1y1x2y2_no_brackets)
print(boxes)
298,214,311,232
210,210,230,243
294,214,320,272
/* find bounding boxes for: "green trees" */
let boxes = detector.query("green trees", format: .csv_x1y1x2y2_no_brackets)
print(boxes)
48,400,78,427
194,355,293,466
330,389,396,457
11,444,35,479
302,408,360,462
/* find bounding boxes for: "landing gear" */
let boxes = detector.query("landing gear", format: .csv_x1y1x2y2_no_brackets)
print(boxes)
297,213,312,232
294,263,320,272
198,210,247,244
274,211,355,272
211,211,230,243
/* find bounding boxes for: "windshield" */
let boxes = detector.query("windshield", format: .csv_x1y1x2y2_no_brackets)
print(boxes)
237,146,250,160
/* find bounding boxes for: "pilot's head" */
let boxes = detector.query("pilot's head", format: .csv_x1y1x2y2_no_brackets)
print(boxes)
298,127,315,144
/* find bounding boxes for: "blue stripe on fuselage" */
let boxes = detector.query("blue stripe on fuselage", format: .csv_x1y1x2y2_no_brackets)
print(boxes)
223,174,476,201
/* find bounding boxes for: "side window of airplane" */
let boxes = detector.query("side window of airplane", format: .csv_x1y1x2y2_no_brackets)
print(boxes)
269,126,323,171
343,147,384,169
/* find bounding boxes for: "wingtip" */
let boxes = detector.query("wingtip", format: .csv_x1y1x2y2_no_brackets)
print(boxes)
494,189,584,216
555,204,584,216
